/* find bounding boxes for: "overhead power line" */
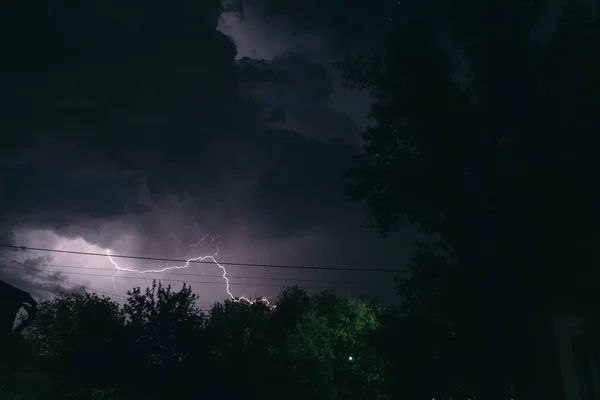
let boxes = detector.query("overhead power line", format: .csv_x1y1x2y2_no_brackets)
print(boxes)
0,265,345,290
0,259,267,312
39,263,387,285
0,243,410,273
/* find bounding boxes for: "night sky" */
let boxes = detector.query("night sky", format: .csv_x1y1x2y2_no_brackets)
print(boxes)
0,0,435,307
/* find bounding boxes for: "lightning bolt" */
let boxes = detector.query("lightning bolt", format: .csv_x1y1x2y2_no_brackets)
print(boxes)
106,235,272,308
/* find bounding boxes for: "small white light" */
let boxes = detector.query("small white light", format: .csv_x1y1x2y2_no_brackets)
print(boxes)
348,356,353,361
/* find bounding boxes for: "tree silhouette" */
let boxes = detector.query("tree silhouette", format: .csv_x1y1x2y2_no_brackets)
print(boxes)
281,292,387,400
123,281,203,365
122,280,205,399
200,298,272,399
339,1,600,398
19,284,401,399
22,292,127,393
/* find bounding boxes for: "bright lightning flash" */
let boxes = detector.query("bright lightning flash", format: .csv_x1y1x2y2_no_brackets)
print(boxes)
106,235,272,308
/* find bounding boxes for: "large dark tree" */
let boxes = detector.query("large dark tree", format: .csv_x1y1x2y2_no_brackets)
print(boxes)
21,282,206,399
339,0,600,398
22,292,127,392
122,281,205,398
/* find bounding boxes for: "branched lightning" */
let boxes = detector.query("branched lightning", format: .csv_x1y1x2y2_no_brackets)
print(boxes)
106,235,272,308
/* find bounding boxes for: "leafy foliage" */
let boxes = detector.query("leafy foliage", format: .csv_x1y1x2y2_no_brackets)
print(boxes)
340,0,600,300
23,292,126,389
123,281,204,366
338,0,600,399
18,282,418,400
283,295,386,399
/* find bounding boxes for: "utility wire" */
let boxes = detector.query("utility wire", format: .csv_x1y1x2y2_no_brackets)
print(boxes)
0,265,345,289
0,254,126,299
0,260,368,312
0,243,409,273
39,263,388,285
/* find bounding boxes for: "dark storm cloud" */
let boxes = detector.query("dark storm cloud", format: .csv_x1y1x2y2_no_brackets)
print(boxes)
0,1,378,243
228,0,399,52
0,0,240,234
0,0,419,301
217,0,419,140
239,51,360,145
245,129,357,235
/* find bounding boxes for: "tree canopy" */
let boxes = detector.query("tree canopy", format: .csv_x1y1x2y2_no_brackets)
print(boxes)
13,282,453,400
339,0,600,398
341,0,599,289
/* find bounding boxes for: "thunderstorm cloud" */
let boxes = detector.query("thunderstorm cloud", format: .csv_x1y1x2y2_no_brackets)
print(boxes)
0,0,421,304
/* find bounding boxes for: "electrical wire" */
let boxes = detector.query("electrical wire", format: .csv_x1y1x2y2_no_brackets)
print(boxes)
0,243,409,273
0,265,350,289
38,262,392,285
